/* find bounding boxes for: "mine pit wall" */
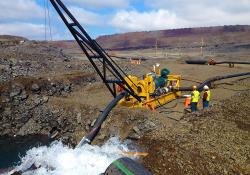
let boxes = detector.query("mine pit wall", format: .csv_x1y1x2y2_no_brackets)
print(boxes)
0,73,96,146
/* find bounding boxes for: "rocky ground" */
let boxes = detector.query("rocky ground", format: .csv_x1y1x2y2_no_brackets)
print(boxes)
0,37,250,174
139,90,250,175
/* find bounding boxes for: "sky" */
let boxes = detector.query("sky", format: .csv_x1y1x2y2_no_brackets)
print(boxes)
0,0,250,40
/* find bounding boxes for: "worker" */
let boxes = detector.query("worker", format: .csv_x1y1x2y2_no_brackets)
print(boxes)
202,85,211,109
190,85,200,112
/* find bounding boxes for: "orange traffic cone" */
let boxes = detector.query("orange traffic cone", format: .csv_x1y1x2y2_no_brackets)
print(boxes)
184,96,191,108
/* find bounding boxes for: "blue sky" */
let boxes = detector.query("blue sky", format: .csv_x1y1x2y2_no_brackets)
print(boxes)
0,0,250,40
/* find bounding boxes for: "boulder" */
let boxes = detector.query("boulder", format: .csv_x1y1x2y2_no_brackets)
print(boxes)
76,113,82,124
10,85,22,98
42,96,49,103
20,91,29,101
133,126,141,135
31,83,40,92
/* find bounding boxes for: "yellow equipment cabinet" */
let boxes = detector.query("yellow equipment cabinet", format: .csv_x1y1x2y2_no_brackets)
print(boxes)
117,71,181,110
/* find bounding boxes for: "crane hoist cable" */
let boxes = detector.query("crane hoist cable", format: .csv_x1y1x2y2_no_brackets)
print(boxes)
47,0,53,41
44,0,47,40
44,0,53,41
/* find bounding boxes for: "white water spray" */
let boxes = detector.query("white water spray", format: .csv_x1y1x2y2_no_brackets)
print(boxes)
9,137,135,175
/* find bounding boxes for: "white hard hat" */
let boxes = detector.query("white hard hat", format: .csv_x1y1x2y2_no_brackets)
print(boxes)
203,85,209,90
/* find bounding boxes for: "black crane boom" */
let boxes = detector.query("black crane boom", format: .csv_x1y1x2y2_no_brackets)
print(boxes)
49,0,141,101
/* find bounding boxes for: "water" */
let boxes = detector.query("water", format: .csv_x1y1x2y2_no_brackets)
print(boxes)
1,137,135,175
0,135,49,169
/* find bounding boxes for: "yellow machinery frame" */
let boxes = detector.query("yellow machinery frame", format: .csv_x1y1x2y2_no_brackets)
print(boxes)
118,74,181,110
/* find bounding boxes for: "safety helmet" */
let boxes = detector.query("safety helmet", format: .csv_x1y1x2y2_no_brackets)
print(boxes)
203,85,209,90
192,85,197,90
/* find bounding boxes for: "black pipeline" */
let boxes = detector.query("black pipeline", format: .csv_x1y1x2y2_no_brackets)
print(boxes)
175,72,250,92
77,91,127,147
186,59,250,65
104,157,153,175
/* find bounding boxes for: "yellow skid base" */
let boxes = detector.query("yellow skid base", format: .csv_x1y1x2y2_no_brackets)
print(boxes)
119,92,180,110
117,73,181,110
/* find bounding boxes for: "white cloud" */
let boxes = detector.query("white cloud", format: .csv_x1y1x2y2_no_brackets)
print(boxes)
1,0,249,39
111,0,250,32
0,0,43,21
183,6,250,27
143,0,250,26
69,7,105,26
0,23,45,40
144,0,250,13
111,9,188,31
64,0,129,8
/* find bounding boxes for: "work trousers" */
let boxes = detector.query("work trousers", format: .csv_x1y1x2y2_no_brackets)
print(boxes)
203,100,209,109
191,102,198,112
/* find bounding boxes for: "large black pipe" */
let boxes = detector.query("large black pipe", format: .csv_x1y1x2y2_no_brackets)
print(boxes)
77,91,127,147
215,61,250,65
185,59,250,65
176,72,250,92
185,60,207,65
104,157,153,175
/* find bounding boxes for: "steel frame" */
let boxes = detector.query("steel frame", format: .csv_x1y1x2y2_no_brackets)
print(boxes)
50,0,141,101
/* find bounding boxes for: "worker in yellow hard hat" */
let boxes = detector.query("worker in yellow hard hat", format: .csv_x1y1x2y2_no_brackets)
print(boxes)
202,85,211,109
190,85,200,112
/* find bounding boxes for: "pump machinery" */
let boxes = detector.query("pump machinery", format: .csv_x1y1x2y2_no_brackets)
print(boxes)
117,66,181,109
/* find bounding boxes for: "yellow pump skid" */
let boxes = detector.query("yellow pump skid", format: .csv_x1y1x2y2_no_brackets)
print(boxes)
118,74,181,110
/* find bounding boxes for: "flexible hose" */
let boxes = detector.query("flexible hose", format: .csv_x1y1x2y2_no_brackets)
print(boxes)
176,72,250,92
76,91,127,147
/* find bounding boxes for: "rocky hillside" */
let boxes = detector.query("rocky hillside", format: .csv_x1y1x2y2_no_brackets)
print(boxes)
0,35,27,47
0,35,27,41
96,25,250,51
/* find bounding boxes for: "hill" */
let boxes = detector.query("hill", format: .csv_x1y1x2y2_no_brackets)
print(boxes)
96,25,250,51
0,35,28,47
0,35,27,42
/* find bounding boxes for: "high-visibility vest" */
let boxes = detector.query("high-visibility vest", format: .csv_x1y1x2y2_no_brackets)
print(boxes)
191,90,200,103
205,90,211,101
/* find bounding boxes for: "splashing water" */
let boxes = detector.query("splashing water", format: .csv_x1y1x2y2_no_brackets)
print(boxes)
9,137,134,175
